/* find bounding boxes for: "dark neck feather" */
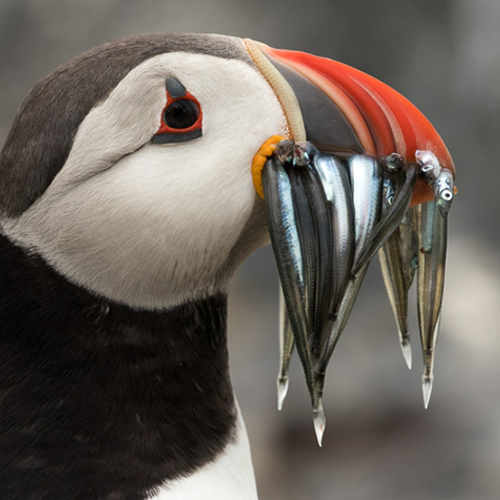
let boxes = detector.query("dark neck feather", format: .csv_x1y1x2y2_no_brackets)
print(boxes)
0,234,236,499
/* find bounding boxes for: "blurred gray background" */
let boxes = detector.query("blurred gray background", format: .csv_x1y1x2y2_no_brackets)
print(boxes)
0,0,498,498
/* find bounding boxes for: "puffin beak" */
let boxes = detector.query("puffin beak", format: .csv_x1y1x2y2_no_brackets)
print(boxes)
246,40,456,441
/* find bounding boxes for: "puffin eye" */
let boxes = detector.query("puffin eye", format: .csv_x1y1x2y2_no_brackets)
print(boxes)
152,78,203,144
164,100,199,130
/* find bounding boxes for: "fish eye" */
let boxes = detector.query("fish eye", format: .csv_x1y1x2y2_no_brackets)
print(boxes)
442,189,453,201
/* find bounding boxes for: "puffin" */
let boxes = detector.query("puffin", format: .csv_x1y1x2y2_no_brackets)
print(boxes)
0,33,454,499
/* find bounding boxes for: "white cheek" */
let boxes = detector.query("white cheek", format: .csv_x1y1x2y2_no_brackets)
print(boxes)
29,156,254,309
3,53,287,310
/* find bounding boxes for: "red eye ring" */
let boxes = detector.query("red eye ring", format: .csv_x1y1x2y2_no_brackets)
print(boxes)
155,90,203,136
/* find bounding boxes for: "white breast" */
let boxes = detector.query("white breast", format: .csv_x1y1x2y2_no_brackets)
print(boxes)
152,408,258,500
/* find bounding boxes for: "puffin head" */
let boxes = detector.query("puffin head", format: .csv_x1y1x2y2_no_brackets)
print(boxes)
0,33,453,315
0,34,286,310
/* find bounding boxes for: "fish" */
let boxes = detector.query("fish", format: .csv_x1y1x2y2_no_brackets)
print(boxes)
286,166,317,338
378,188,413,366
417,201,448,408
265,141,451,441
263,153,327,445
262,157,317,411
352,163,417,275
347,155,383,268
398,207,419,291
415,150,454,217
287,149,332,446
277,286,294,411
433,168,454,217
311,154,381,404
379,234,413,369
289,163,333,351
311,152,355,417
377,172,420,369
416,149,442,185
315,265,370,382
313,153,355,320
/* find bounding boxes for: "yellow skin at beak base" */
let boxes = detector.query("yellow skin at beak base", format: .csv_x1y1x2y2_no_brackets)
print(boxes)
252,135,287,199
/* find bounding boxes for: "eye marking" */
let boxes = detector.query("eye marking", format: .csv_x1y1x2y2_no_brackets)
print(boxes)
152,77,203,144
165,77,187,99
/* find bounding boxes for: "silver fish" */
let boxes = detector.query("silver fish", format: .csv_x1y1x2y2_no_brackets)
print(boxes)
287,167,317,337
314,154,355,318
277,286,295,411
347,155,383,268
264,155,328,445
433,168,454,217
416,150,442,185
384,152,405,172
279,142,330,353
380,175,396,217
417,201,448,408
262,158,317,410
315,264,370,399
310,154,381,403
307,153,356,447
379,237,412,369
352,163,417,275
288,161,331,446
312,264,369,447
398,207,419,290
293,163,333,346
378,176,412,368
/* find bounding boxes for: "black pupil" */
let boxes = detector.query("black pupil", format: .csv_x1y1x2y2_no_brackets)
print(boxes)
164,100,199,129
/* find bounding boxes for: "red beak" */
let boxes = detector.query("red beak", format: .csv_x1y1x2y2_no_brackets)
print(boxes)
246,40,455,206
